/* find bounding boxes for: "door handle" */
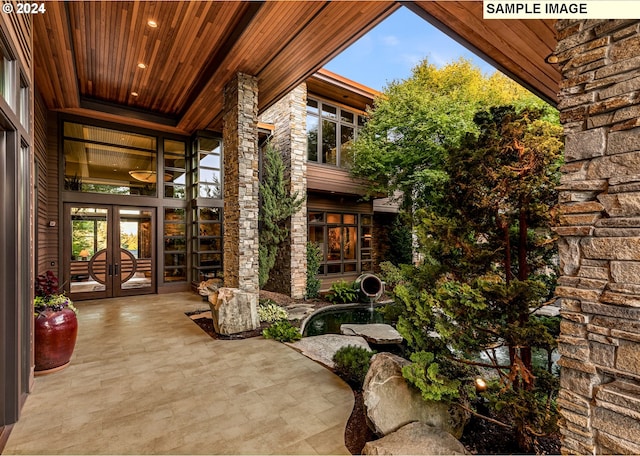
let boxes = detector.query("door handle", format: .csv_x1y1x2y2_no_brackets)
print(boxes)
114,263,119,276
108,264,113,276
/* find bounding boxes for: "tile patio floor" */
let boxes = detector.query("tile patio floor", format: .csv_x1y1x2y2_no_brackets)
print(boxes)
4,292,353,455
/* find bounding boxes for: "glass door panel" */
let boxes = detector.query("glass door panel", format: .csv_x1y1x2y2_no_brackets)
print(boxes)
66,204,155,300
118,208,153,293
69,206,109,297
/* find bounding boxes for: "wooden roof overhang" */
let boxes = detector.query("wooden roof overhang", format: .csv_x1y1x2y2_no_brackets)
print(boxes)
33,1,560,136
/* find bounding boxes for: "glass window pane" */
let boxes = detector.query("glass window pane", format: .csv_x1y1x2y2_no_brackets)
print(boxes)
165,253,186,267
165,208,185,221
328,227,341,260
200,138,221,154
340,125,355,168
164,140,185,169
343,214,356,224
322,120,336,165
199,208,220,221
199,183,221,199
199,238,221,251
307,116,318,161
200,168,220,183
344,263,356,272
307,99,318,115
308,212,324,223
327,213,341,224
164,237,186,251
344,226,357,260
309,225,324,245
201,253,222,266
322,104,337,119
200,153,220,168
64,122,156,149
361,215,372,225
362,226,372,248
358,115,367,128
327,264,341,274
361,250,372,260
164,223,185,236
199,223,221,237
341,110,354,124
164,267,186,282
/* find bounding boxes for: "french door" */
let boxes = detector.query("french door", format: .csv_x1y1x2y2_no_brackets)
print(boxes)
64,204,156,300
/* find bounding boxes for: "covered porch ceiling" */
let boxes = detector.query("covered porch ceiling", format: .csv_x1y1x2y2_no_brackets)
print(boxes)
34,1,560,136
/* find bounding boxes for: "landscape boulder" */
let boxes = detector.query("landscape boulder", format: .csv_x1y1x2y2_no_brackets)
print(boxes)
362,421,469,455
363,352,469,438
286,334,371,369
341,323,404,344
208,288,259,335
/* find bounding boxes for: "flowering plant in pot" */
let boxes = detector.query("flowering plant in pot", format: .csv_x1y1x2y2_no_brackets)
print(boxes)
34,270,78,374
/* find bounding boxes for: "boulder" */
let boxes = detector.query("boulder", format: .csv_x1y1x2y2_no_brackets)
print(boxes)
208,288,259,335
341,323,404,344
362,422,469,455
286,334,371,369
363,352,469,438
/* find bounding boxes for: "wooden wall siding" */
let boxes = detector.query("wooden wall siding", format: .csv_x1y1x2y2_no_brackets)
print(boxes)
34,90,49,274
308,192,373,214
307,163,370,196
3,8,31,75
406,1,559,105
44,111,59,279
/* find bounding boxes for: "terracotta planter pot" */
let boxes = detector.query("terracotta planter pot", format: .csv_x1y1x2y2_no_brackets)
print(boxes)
34,308,78,374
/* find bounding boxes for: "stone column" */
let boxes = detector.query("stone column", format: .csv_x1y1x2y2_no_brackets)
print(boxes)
555,19,640,455
260,83,308,298
223,73,259,293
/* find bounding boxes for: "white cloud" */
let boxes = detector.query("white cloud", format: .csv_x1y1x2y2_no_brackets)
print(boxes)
381,35,400,46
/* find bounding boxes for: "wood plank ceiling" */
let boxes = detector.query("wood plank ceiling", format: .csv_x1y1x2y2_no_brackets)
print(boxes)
33,1,560,136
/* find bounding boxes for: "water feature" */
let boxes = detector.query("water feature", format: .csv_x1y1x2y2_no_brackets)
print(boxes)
301,303,393,337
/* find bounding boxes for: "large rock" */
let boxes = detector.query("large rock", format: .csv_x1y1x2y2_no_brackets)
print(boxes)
341,324,404,344
208,288,259,335
363,353,469,439
286,334,371,369
362,422,469,455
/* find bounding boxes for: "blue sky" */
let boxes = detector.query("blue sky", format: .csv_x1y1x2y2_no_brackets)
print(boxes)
324,6,497,92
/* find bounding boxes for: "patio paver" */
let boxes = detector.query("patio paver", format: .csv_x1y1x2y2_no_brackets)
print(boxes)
3,292,353,455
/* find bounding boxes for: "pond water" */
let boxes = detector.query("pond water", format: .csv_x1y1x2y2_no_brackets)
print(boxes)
302,304,392,337
302,303,560,372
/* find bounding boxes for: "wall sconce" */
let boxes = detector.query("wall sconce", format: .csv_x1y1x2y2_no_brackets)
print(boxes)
545,53,559,64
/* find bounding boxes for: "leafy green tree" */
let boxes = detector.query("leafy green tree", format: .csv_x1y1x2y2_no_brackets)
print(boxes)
350,58,550,212
395,106,563,451
259,142,304,288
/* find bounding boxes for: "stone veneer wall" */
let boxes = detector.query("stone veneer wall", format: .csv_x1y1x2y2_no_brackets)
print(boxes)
222,73,259,293
555,19,640,455
260,84,308,299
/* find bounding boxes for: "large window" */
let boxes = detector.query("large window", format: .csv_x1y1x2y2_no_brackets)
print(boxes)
63,122,158,196
308,211,373,275
306,97,366,168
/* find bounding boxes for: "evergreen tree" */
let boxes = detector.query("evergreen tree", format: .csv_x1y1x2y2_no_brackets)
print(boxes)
258,142,304,288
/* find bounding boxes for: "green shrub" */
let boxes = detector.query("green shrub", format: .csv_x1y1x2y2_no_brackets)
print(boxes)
306,242,322,299
258,299,289,323
333,345,374,387
326,280,359,304
262,319,301,342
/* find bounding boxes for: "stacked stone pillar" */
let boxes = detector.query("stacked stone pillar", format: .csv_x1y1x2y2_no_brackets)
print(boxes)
222,73,260,293
556,20,640,455
260,84,308,298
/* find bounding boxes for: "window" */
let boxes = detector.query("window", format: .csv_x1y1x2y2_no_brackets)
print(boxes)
163,208,187,283
308,210,373,275
164,139,186,199
63,122,158,196
193,137,222,199
192,207,223,283
306,97,366,168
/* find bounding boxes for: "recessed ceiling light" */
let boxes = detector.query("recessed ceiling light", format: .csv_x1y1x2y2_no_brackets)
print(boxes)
131,91,139,97
138,63,147,69
147,20,158,28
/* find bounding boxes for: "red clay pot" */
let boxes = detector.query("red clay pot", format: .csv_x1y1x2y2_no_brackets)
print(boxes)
34,308,78,373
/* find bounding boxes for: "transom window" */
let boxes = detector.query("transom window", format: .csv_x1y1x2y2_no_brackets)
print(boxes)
306,97,366,168
308,211,373,275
